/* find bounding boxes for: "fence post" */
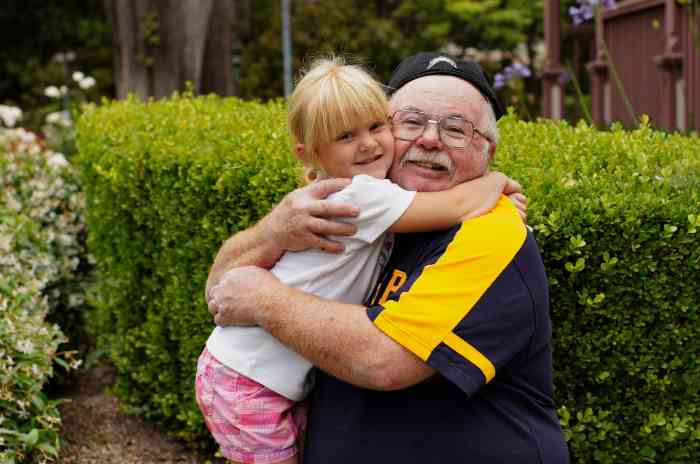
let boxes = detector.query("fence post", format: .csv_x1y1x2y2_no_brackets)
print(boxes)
542,0,566,120
587,8,609,127
653,0,685,132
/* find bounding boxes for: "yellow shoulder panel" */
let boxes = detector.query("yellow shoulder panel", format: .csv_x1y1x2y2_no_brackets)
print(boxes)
373,196,527,363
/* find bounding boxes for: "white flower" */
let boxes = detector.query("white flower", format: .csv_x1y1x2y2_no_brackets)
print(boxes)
0,234,11,253
53,51,76,64
16,339,35,354
17,128,37,144
44,86,61,98
68,293,84,307
45,110,72,128
59,85,68,95
48,152,69,169
0,105,22,127
45,112,61,125
72,71,85,82
79,76,96,90
6,196,21,212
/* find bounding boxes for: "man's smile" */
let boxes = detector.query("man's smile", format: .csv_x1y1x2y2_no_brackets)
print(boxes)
406,159,449,171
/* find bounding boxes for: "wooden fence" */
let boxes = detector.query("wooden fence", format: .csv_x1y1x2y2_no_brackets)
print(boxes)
543,0,700,132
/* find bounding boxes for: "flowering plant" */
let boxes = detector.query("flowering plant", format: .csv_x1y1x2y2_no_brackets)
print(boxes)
493,62,533,119
40,69,100,157
0,123,88,463
569,0,617,26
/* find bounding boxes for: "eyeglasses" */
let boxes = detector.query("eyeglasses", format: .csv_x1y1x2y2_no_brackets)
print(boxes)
389,109,491,148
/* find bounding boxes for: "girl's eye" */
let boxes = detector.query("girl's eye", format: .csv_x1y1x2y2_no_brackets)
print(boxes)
336,132,353,141
370,122,387,131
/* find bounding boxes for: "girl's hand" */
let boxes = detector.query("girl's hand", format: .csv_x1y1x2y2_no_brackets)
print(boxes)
502,174,528,223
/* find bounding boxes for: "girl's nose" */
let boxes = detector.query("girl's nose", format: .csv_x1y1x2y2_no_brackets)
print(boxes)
360,133,378,151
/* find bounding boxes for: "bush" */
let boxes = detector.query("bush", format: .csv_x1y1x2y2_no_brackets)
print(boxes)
0,127,93,371
75,94,302,444
494,113,700,463
77,95,700,462
0,128,83,463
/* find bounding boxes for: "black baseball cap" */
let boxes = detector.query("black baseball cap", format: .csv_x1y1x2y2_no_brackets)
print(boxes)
387,52,504,120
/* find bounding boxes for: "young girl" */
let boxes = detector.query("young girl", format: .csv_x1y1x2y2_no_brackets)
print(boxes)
196,57,521,464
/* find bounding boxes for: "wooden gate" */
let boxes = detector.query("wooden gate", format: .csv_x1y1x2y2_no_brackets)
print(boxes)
543,0,700,132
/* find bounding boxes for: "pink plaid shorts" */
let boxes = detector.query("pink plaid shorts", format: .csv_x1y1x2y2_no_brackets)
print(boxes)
195,347,308,464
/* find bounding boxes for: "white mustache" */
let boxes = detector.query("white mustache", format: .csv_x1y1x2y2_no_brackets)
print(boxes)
400,147,454,172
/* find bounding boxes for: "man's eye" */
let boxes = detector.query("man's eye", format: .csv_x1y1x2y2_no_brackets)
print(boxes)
443,120,467,136
403,118,424,126
444,126,466,136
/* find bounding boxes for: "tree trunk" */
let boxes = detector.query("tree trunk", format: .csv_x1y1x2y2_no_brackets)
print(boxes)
104,0,235,99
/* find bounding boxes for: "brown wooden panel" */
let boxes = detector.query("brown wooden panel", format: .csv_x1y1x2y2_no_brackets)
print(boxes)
681,6,700,132
604,4,666,127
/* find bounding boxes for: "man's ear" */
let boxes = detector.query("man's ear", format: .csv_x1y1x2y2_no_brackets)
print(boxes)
487,142,496,162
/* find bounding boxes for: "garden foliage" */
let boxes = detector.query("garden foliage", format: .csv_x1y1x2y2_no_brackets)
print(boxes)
75,94,301,444
495,112,700,463
76,96,699,462
0,128,84,463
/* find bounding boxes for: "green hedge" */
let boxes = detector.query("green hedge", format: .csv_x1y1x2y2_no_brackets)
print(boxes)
75,94,302,444
495,113,700,463
77,96,700,462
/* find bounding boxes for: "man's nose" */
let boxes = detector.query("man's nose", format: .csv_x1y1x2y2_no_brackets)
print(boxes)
416,121,443,150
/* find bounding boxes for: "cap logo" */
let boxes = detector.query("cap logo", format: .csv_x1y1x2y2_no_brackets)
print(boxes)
427,56,457,70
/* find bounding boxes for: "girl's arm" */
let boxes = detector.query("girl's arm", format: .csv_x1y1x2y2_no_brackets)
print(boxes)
389,171,521,233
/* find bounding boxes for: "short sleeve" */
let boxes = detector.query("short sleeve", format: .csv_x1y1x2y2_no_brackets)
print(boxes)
329,175,416,244
368,198,533,395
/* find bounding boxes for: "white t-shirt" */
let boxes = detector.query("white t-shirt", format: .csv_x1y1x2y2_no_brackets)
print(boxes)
206,175,416,400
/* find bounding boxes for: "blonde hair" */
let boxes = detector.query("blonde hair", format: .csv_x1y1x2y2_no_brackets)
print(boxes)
287,57,389,180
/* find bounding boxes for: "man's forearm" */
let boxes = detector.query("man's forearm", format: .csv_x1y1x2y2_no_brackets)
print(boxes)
205,222,283,297
254,282,435,390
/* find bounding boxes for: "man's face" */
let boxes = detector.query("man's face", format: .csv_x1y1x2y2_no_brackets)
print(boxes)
387,75,493,192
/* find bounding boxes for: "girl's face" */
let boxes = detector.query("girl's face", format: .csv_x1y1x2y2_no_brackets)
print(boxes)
314,118,395,179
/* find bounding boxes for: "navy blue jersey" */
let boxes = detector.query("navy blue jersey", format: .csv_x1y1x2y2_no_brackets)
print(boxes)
304,198,569,463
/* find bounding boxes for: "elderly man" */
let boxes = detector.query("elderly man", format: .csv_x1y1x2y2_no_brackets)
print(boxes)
206,52,569,463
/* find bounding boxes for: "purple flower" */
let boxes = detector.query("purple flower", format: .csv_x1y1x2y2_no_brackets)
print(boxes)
569,0,617,26
558,71,572,86
493,63,532,89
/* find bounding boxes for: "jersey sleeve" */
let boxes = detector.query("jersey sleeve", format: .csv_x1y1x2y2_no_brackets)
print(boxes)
368,198,534,396
329,175,416,244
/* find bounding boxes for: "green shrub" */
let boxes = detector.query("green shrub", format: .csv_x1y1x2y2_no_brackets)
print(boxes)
77,95,700,462
0,127,85,463
76,94,302,444
494,113,700,463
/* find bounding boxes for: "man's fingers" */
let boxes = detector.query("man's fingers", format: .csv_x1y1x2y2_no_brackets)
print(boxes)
308,217,357,237
307,178,353,199
308,199,359,218
315,236,346,254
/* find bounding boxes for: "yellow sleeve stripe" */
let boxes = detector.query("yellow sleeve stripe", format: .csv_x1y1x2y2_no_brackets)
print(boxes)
374,311,435,361
444,331,496,383
372,197,526,369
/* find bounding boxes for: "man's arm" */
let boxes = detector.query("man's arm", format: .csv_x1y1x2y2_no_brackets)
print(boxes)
205,178,360,301
209,266,436,390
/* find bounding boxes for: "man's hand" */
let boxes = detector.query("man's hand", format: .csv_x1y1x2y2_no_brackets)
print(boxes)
208,266,278,326
261,178,360,254
503,177,528,223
